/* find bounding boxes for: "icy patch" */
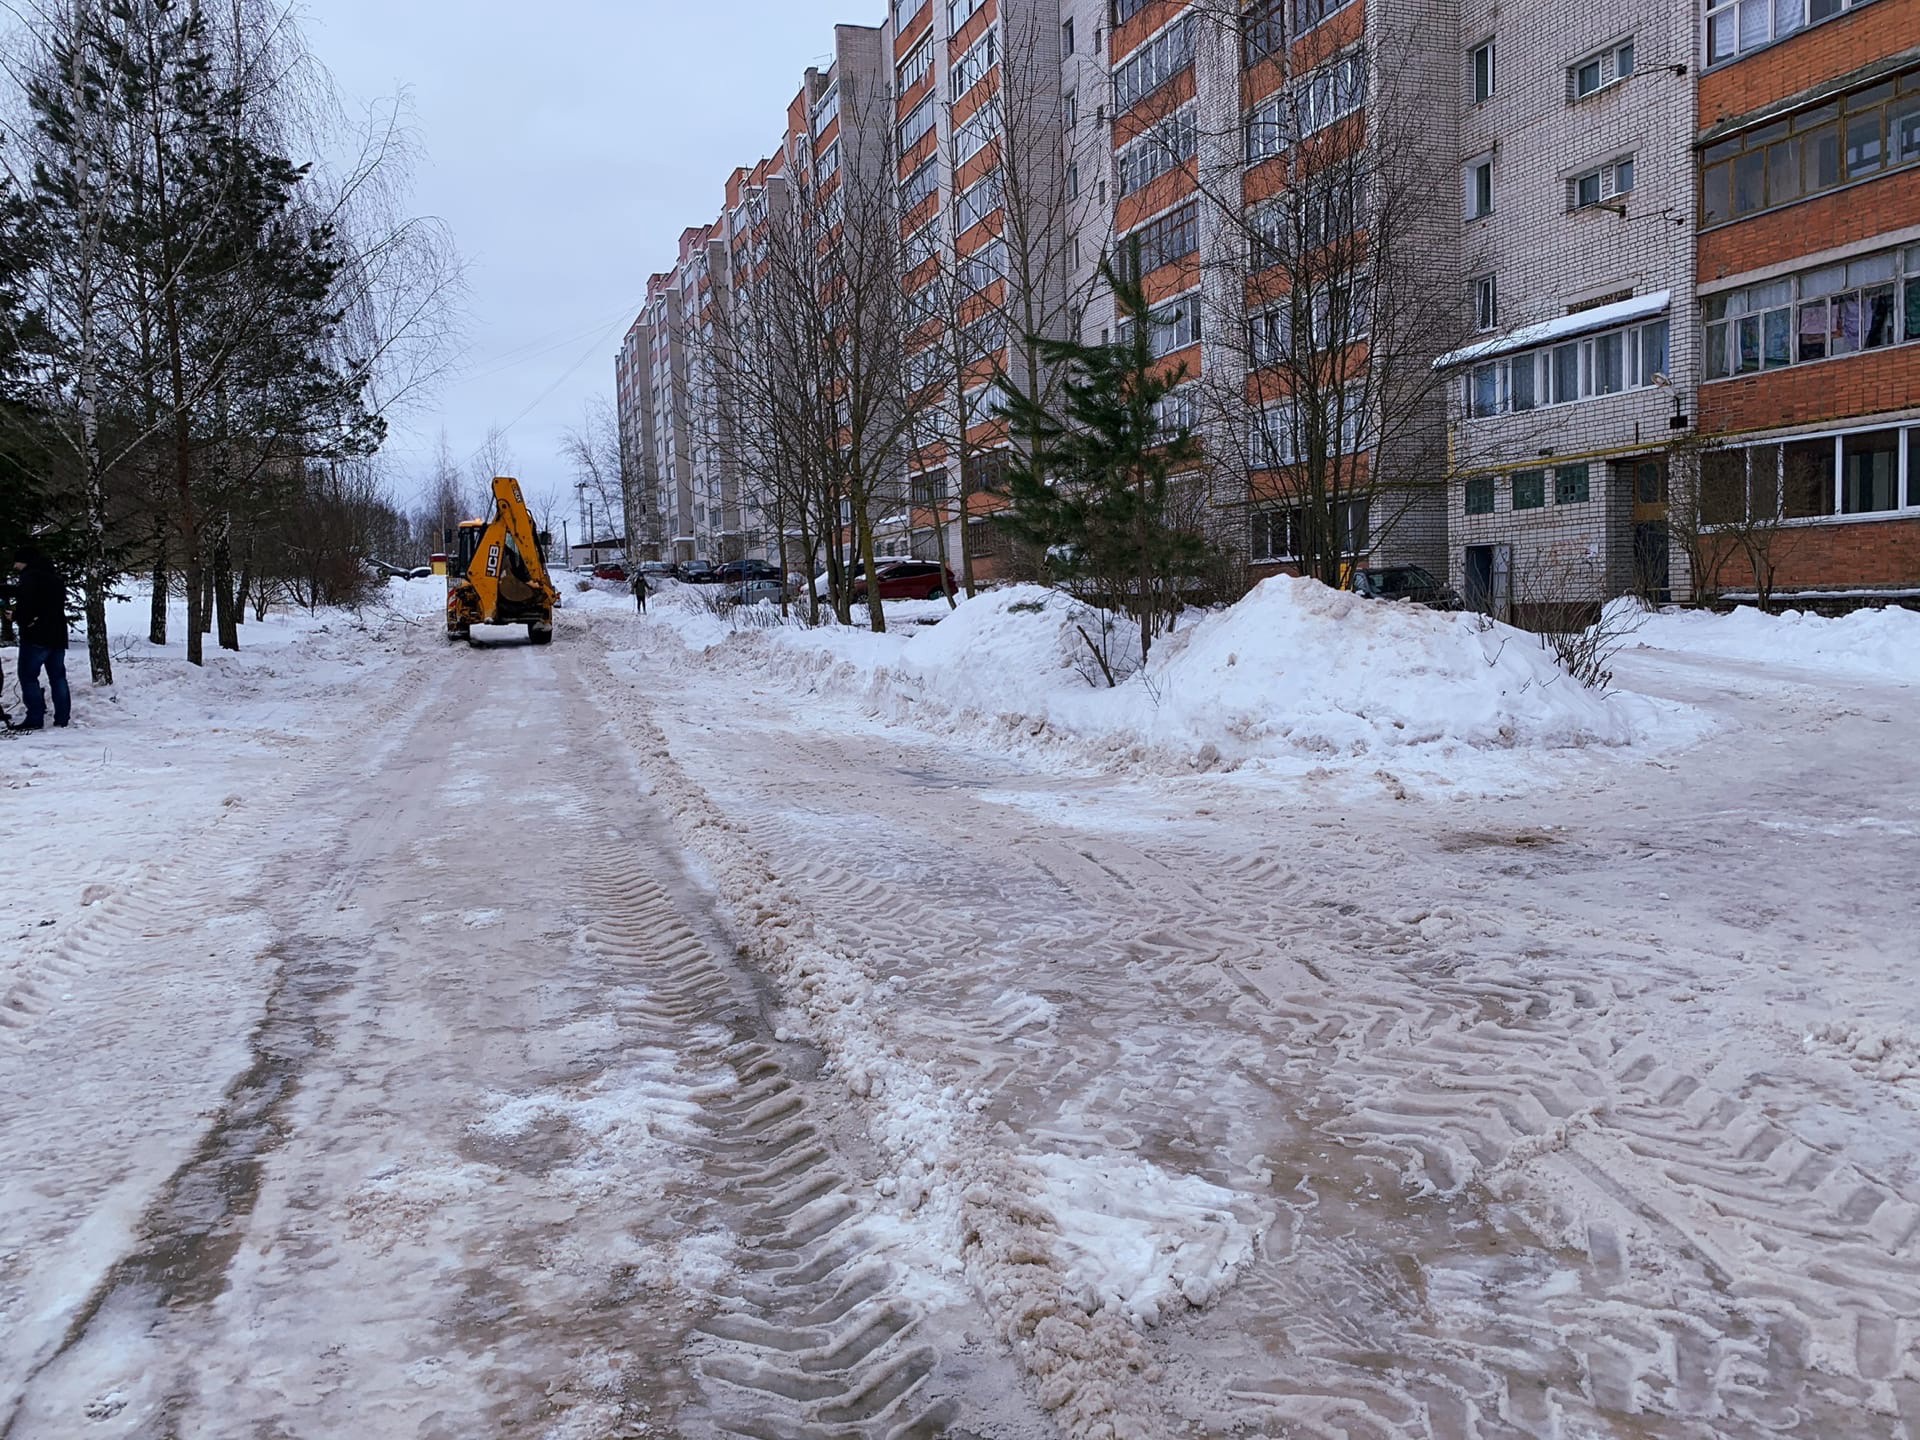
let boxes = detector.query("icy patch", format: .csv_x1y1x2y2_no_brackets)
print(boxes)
1025,1151,1255,1328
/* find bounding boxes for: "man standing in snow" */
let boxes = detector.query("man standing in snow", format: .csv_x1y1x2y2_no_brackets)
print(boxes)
7,546,71,730
632,570,648,614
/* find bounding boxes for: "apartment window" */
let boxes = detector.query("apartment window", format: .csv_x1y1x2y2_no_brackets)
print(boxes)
898,34,934,94
1067,160,1081,198
1152,385,1197,437
1703,71,1920,224
1556,463,1591,503
1244,0,1285,66
1314,273,1371,345
1473,39,1496,104
818,140,841,183
1296,0,1358,32
1063,17,1075,55
812,86,840,133
1466,156,1494,219
904,220,940,272
1119,201,1199,277
963,446,1013,494
1461,315,1670,415
953,98,1001,165
1121,291,1202,357
1250,504,1300,561
1250,499,1369,557
952,27,998,99
1249,49,1365,161
1568,156,1634,210
1473,274,1498,331
1064,90,1077,128
1511,469,1547,509
899,94,936,153
949,0,987,34
900,156,939,213
1249,303,1294,366
959,237,1005,293
897,0,930,25
1113,15,1197,112
1707,0,1873,65
1464,477,1495,515
1114,0,1153,23
955,171,1003,232
1702,243,1919,379
1570,39,1634,99
1117,104,1199,196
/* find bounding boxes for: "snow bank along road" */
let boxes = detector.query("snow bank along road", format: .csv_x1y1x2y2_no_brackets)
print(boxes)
3,591,1917,1439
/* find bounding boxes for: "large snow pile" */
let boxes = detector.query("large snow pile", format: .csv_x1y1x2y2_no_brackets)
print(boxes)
877,579,1655,765
632,576,1692,772
1620,600,1920,685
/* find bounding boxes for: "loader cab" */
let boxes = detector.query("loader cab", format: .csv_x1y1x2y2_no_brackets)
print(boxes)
453,519,486,582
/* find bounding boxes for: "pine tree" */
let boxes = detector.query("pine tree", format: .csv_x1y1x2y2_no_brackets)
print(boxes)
996,251,1211,676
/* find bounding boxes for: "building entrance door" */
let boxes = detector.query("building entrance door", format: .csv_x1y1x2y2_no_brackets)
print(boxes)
1631,458,1671,603
1464,543,1511,622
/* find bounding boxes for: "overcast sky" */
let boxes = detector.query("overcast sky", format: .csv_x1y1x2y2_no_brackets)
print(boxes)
313,0,863,514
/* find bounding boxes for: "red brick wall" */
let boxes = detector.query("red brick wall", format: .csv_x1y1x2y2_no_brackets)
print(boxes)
1700,516,1920,590
1700,347,1920,434
1699,167,1920,281
1698,0,1920,124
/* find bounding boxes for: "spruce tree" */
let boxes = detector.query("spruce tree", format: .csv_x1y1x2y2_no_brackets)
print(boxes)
996,250,1210,674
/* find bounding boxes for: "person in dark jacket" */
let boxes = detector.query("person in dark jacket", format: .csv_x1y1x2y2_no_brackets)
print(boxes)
8,545,70,730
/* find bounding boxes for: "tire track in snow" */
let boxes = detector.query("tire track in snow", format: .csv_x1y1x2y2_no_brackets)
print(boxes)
608,625,1920,1438
583,633,1165,1440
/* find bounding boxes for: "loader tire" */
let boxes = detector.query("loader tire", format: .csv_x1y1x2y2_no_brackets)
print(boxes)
447,627,469,644
528,622,553,646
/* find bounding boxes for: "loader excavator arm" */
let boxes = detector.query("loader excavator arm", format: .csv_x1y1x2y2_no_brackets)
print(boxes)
446,476,560,645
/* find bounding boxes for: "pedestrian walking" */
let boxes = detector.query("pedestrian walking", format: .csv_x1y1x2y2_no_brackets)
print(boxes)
7,545,71,730
632,570,648,614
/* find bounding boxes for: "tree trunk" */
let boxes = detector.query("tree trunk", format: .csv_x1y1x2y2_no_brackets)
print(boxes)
233,563,250,625
213,525,239,651
857,502,885,635
84,586,111,689
149,532,169,645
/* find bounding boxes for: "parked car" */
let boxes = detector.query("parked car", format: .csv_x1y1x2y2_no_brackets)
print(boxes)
635,561,677,585
850,559,956,603
592,562,628,582
712,558,781,586
723,579,787,607
1352,565,1465,611
407,565,434,580
677,560,718,584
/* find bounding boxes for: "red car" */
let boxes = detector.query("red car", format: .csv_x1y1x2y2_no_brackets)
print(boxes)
591,562,628,582
849,559,955,602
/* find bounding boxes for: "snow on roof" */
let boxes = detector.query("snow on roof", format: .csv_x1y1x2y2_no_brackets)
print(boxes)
1434,291,1671,371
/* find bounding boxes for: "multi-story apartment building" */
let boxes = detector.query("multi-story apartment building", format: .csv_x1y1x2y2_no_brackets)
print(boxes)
616,0,1915,609
1691,0,1920,599
1436,0,1700,621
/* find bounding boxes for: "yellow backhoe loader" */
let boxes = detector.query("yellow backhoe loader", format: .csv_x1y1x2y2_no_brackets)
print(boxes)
446,476,559,645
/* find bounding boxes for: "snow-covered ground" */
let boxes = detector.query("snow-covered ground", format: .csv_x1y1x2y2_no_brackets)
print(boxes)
4,578,1917,1438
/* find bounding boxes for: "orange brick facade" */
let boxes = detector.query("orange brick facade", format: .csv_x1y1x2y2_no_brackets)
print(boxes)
1695,0,1920,595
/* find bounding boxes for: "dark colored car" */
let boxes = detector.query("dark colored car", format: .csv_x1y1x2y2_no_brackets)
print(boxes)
592,562,628,582
850,559,956,603
635,561,677,584
677,560,718,584
712,558,782,586
1352,565,1465,611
